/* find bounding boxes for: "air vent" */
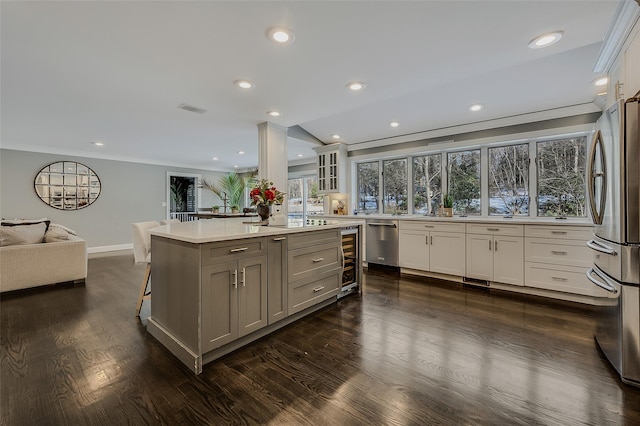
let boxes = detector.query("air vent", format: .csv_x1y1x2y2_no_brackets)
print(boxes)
177,103,207,114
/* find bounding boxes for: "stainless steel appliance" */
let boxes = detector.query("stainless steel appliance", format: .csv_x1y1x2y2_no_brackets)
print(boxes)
338,226,361,298
587,95,640,388
366,219,399,267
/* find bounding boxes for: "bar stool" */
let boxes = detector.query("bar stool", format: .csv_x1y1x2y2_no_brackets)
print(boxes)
132,221,160,316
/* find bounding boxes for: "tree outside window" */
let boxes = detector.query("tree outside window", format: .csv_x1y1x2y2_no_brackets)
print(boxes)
447,150,481,215
488,144,529,215
383,159,408,214
357,162,379,213
413,154,441,215
537,136,587,217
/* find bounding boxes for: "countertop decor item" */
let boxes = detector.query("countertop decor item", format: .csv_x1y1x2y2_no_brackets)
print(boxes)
249,179,285,225
441,193,453,217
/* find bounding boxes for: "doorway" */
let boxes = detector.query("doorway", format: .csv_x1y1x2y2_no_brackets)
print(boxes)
167,172,200,221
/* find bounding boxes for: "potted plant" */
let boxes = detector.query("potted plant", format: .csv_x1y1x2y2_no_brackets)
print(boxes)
442,194,453,217
231,205,240,214
212,205,220,213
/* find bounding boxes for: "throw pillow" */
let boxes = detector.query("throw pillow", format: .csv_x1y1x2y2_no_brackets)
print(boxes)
48,223,77,236
0,222,47,246
44,227,70,243
1,218,51,231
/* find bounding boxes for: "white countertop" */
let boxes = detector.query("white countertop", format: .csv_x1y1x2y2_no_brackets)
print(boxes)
312,214,593,226
150,218,363,244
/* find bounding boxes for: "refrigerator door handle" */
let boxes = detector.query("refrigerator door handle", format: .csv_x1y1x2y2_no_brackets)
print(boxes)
587,239,618,256
587,129,607,225
586,267,618,294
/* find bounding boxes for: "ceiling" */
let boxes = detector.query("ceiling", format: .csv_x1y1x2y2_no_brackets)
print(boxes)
0,1,622,172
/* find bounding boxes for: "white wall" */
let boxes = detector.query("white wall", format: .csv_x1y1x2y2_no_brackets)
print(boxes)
0,149,224,250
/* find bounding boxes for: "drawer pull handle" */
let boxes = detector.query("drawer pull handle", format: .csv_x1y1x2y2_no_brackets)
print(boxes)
241,267,246,287
487,228,500,231
232,269,238,289
551,231,567,235
551,276,568,281
272,237,286,241
312,257,325,263
551,251,567,255
313,286,325,293
424,225,434,228
230,247,248,253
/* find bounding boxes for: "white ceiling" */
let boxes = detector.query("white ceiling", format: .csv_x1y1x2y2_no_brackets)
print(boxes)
0,1,622,172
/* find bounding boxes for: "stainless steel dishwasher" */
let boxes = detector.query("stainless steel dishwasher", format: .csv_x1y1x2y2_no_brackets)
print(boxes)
366,219,399,267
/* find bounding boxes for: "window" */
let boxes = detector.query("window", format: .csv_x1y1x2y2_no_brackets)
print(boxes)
287,176,324,219
447,150,480,215
357,162,379,213
488,144,529,215
412,154,441,215
383,159,408,214
536,136,587,217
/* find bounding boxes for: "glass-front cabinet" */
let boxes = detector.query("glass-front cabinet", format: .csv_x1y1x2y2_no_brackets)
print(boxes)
314,144,348,194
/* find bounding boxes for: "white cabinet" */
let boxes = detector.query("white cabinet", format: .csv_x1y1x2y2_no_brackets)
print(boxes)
465,224,524,286
399,221,465,276
625,27,640,99
313,143,348,194
524,225,607,297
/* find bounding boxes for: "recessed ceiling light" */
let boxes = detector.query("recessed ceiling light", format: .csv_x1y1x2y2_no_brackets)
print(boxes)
332,134,341,139
234,80,255,89
267,111,281,117
297,154,304,158
237,150,245,155
267,27,295,45
528,31,564,49
233,165,239,169
468,104,483,112
389,121,399,128
346,82,366,91
212,157,218,161
90,141,104,146
594,77,608,87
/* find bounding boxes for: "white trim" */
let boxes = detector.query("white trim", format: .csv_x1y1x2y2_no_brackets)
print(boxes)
88,243,133,254
593,0,640,73
167,172,201,219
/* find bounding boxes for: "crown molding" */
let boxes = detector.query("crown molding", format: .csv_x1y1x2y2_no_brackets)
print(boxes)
593,0,640,73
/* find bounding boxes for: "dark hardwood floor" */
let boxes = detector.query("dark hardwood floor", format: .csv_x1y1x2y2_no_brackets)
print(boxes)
2,254,639,425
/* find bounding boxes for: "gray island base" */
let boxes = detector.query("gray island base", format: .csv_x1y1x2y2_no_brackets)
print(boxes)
147,220,361,374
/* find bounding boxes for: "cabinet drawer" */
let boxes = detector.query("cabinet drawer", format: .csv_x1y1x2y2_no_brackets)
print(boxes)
288,269,340,314
288,229,340,250
201,238,266,266
525,262,607,297
400,221,465,233
525,225,593,240
525,238,591,267
288,242,340,282
466,223,523,236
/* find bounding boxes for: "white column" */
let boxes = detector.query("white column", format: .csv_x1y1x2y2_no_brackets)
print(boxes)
257,122,288,216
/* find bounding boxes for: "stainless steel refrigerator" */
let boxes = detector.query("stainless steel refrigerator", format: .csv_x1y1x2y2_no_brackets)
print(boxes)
587,95,640,388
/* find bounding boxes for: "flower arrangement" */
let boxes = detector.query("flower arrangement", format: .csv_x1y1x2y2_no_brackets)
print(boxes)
249,179,285,206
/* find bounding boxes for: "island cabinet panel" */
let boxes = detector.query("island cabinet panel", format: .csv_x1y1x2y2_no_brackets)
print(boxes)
237,256,268,338
201,238,266,266
288,228,340,250
202,261,238,352
267,236,288,325
398,221,465,276
289,269,341,315
288,242,341,283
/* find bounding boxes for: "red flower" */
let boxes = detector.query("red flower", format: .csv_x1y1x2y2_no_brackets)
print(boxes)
265,189,275,200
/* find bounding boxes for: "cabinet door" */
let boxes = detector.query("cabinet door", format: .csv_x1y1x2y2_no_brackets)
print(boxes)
430,232,465,276
493,236,524,286
268,236,288,324
238,256,268,338
202,261,238,352
466,234,493,281
625,29,640,101
399,230,429,270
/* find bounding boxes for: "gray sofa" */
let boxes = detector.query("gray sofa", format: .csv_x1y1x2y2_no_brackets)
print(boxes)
0,221,87,293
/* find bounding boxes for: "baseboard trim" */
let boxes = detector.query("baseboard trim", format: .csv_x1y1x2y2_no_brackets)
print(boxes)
88,243,133,254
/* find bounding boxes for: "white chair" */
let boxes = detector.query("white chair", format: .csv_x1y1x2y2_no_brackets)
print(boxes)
160,219,180,225
132,221,161,316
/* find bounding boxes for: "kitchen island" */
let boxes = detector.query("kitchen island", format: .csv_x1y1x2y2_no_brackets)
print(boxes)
147,219,362,374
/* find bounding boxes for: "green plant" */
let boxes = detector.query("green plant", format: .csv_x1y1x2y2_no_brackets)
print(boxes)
443,193,453,208
199,172,247,208
231,205,239,210
212,205,220,210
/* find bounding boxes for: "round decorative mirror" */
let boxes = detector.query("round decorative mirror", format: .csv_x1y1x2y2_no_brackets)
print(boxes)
34,161,101,210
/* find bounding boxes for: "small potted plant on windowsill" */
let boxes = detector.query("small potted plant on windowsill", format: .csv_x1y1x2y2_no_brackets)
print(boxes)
212,205,220,214
231,205,240,214
441,194,453,217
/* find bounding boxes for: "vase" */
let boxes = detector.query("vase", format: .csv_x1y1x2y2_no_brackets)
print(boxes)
257,204,271,223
